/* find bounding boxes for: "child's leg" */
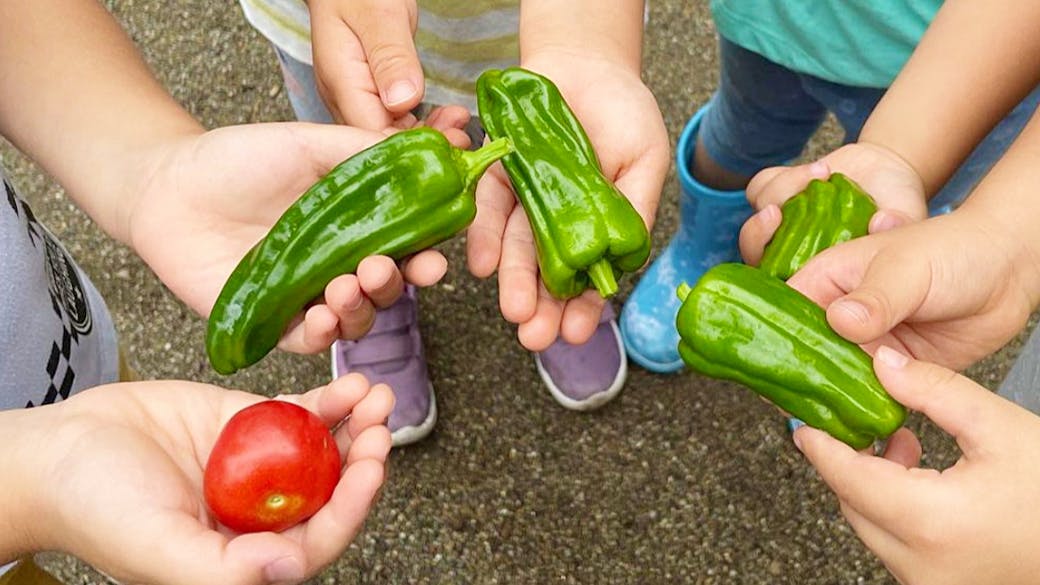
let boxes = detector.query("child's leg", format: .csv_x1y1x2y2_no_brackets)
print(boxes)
272,47,334,124
621,38,828,373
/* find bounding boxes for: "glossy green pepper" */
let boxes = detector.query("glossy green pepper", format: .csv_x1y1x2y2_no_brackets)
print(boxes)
206,127,513,375
759,173,877,280
676,263,906,449
476,67,651,299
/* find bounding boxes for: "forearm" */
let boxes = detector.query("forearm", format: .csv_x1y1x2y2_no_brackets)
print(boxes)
0,0,202,244
956,108,1040,307
860,0,1040,197
519,0,645,74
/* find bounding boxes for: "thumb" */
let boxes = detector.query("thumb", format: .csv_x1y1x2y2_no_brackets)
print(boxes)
124,520,307,585
873,345,1018,458
342,2,424,113
825,248,930,345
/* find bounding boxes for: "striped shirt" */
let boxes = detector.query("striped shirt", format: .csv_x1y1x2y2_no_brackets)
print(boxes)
239,0,520,112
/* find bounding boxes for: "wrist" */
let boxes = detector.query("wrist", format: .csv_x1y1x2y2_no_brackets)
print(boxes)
118,127,205,249
956,200,1040,310
520,1,645,77
0,409,49,562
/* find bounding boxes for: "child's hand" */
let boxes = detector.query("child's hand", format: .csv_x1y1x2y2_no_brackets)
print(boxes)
785,209,1040,371
795,346,1040,585
306,0,421,129
306,0,473,137
739,142,929,266
4,374,392,585
125,122,466,355
468,52,670,351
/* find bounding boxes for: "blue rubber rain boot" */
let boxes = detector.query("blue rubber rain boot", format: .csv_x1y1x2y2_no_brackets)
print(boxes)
620,105,753,373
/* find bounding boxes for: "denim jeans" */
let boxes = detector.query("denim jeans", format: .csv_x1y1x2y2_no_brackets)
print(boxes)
699,37,1040,214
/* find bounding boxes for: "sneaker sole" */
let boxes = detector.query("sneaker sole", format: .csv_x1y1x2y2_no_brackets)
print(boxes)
389,387,438,447
330,349,437,448
536,320,628,412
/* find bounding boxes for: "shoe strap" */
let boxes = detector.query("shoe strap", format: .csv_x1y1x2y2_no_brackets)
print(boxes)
343,330,418,365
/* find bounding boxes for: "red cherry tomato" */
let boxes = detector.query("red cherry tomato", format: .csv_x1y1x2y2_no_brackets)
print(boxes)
203,400,341,533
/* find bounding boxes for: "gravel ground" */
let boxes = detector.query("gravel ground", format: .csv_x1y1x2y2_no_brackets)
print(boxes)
4,1,1028,584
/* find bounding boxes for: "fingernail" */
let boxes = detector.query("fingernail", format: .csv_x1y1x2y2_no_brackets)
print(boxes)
346,293,365,311
759,204,780,225
876,345,909,369
869,210,904,233
808,160,830,178
263,556,304,584
383,80,417,107
787,418,805,433
834,298,870,325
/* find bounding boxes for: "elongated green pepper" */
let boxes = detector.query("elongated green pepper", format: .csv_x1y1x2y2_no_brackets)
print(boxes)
759,173,877,280
676,263,906,449
476,67,651,299
207,127,513,375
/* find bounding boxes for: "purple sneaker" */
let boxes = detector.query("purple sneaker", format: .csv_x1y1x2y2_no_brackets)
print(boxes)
534,303,627,411
331,285,436,447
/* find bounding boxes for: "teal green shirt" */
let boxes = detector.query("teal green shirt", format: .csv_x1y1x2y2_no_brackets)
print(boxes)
710,0,942,88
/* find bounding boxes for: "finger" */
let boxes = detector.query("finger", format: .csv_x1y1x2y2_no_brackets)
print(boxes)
442,127,472,149
516,284,565,352
612,142,671,231
292,304,341,354
823,248,930,345
793,425,930,529
343,424,393,466
323,274,378,340
745,160,830,209
467,165,516,278
356,255,405,309
497,208,541,324
340,2,424,114
425,105,471,133
873,346,1025,458
291,372,373,428
558,291,606,346
868,209,914,234
400,249,448,286
879,427,923,469
738,204,782,266
345,382,395,440
299,458,386,571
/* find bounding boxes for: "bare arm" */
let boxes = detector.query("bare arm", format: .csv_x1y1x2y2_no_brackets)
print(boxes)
0,0,202,244
860,0,1040,197
519,0,645,73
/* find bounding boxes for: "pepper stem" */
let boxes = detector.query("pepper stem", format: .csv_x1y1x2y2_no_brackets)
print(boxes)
587,259,618,298
676,282,692,301
458,137,514,186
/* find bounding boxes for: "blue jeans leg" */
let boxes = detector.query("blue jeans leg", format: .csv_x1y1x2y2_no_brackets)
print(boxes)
273,47,334,124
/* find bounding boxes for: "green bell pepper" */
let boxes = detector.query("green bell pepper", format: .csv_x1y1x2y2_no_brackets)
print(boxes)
759,172,877,280
676,263,906,449
476,67,651,299
206,127,513,375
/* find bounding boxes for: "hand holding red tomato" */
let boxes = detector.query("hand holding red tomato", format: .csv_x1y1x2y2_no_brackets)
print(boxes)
5,373,393,585
204,400,343,533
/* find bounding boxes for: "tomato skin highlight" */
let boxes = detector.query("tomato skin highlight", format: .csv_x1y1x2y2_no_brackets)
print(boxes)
203,400,341,533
